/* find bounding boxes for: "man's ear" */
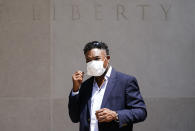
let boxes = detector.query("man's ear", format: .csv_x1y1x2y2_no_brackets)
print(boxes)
106,55,110,60
106,55,110,62
106,55,111,64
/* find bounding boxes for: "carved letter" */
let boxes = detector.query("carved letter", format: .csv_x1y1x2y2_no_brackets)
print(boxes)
0,1,3,19
160,4,171,20
52,2,56,20
72,5,80,21
94,3,103,20
32,4,41,21
137,4,149,21
117,4,128,21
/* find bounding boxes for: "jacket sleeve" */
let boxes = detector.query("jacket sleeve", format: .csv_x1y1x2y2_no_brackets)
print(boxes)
68,90,80,123
117,77,147,128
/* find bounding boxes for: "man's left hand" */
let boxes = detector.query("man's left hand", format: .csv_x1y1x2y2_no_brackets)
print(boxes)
95,108,117,123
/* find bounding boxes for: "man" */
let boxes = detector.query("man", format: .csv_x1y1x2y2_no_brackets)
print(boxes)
68,41,147,131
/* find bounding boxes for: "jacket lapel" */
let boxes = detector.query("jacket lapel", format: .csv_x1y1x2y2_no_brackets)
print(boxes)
101,68,117,108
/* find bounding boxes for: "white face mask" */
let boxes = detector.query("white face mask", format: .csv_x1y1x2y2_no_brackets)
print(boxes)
87,59,107,76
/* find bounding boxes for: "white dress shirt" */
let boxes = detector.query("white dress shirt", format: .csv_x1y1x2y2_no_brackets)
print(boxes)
72,66,112,131
90,66,112,131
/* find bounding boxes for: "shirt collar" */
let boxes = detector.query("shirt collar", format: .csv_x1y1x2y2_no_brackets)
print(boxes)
93,66,112,85
105,66,112,80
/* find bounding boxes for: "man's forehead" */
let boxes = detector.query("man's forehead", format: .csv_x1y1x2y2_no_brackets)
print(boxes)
85,48,106,57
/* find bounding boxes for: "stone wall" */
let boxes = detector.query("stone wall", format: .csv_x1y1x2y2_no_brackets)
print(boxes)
0,0,194,131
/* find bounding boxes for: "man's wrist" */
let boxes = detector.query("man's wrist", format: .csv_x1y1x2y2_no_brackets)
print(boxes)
114,111,119,123
73,89,79,92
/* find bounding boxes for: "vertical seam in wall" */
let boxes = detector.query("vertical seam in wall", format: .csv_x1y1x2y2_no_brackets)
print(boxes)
193,38,195,87
50,0,54,131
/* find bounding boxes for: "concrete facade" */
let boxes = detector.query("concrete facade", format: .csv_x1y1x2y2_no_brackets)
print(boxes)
0,0,195,131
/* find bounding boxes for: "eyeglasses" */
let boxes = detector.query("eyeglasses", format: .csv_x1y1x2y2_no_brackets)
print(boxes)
93,42,102,46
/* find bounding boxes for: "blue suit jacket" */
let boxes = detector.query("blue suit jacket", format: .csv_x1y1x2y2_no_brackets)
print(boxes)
68,68,147,131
